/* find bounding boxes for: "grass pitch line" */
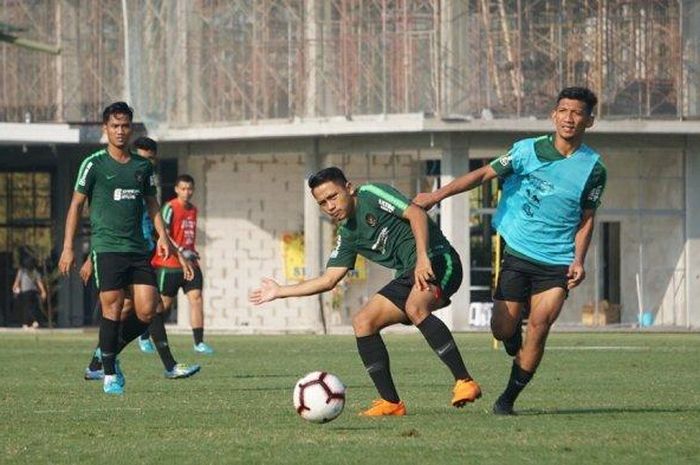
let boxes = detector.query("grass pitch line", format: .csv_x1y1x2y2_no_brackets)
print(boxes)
547,345,646,351
32,407,143,415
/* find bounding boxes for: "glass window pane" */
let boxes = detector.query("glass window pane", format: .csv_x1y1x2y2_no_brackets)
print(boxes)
34,228,52,261
0,196,6,223
35,173,50,191
12,194,34,220
0,227,7,252
36,196,51,219
11,173,31,192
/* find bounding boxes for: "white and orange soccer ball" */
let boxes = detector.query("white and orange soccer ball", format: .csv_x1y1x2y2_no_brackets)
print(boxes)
292,371,346,423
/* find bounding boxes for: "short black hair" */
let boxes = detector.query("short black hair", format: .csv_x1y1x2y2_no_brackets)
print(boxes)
557,87,598,115
133,136,157,154
308,167,348,189
176,174,195,186
102,101,133,123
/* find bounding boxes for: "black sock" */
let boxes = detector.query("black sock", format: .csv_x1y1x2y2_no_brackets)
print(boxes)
99,318,120,376
193,327,204,345
116,312,151,354
140,329,150,341
500,361,533,404
149,313,177,371
88,346,102,371
356,334,400,403
416,314,470,380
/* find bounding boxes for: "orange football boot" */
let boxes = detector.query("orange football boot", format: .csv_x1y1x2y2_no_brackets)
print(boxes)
451,379,482,407
359,399,407,416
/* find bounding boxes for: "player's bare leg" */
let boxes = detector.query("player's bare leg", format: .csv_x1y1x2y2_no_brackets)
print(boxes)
491,300,526,356
493,287,566,415
405,285,481,407
113,284,157,360
187,289,211,354
135,292,156,353
160,294,175,312
518,288,566,372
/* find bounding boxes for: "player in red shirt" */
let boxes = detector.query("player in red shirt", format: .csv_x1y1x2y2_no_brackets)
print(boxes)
152,174,213,354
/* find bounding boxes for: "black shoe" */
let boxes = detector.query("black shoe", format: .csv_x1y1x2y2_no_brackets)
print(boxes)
502,320,522,356
493,396,515,416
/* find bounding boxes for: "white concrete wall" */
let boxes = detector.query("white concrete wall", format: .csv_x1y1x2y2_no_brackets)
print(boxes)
176,151,323,332
557,138,686,327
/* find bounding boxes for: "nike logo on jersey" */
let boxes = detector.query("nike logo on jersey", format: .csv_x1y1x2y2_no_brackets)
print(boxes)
106,174,117,180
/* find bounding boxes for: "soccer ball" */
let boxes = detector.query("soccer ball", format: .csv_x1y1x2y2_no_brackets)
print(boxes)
292,371,346,423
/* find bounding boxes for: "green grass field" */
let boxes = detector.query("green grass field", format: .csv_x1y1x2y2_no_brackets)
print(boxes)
1,331,699,464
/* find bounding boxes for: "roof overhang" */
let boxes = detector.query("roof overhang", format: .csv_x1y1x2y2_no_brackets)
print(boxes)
154,113,700,142
0,122,82,144
2,115,699,146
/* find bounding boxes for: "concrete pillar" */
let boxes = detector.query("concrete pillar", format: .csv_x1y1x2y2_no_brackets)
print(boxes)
684,0,700,117
122,0,137,108
685,136,700,328
436,133,470,330
303,141,324,331
55,0,82,122
304,0,319,118
165,0,190,125
439,1,472,116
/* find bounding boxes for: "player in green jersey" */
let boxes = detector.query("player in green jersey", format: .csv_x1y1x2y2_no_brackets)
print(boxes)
59,102,175,395
250,167,481,416
81,136,201,381
414,87,607,415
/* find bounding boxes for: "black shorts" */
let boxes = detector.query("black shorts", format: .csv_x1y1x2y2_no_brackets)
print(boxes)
378,248,463,312
493,252,569,303
92,252,157,292
156,266,203,297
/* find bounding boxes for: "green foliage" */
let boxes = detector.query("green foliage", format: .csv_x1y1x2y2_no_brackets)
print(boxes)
0,333,699,464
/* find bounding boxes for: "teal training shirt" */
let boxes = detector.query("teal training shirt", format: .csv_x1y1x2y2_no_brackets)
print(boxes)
492,136,601,265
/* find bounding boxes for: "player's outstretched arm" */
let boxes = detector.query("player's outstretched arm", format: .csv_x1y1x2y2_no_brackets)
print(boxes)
59,191,87,275
249,267,348,305
413,164,498,210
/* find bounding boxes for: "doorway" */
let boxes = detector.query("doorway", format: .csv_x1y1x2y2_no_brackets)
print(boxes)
0,172,53,326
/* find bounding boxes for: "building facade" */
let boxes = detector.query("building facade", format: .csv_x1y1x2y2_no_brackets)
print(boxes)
1,1,700,329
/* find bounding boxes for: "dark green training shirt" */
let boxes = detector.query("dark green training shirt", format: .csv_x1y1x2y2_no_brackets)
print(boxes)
74,148,156,254
326,183,451,277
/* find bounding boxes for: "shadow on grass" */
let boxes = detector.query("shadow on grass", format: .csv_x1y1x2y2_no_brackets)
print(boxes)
516,405,700,416
330,426,381,431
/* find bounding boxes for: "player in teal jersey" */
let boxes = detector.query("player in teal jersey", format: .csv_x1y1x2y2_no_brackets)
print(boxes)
414,87,607,415
250,167,481,416
59,102,175,395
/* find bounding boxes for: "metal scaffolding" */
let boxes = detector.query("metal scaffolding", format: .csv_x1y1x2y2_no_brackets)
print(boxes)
1,0,698,124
